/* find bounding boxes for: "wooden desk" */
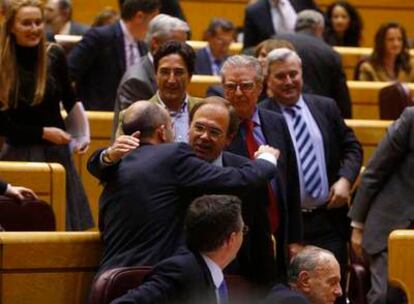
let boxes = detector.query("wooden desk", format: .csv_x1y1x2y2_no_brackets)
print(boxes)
388,230,414,303
0,162,66,231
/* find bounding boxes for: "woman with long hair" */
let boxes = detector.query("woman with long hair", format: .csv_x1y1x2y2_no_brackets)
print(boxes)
0,0,93,230
324,1,363,47
358,22,414,82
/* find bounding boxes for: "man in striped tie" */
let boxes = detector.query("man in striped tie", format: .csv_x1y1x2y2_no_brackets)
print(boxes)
259,48,363,304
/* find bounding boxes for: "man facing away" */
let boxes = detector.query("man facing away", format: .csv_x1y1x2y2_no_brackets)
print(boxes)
111,194,246,304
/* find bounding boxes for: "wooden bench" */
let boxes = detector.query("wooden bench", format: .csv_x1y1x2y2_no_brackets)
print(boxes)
0,231,101,304
0,162,66,231
388,230,414,303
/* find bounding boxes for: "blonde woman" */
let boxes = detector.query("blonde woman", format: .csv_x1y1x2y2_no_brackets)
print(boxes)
0,0,93,230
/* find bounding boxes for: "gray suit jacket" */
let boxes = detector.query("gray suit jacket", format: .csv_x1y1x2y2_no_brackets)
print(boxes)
112,55,157,138
349,106,414,255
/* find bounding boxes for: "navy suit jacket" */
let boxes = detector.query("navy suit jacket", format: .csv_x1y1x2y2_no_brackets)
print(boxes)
259,94,363,238
195,47,221,75
68,21,147,111
243,0,319,48
111,250,216,304
87,143,276,274
263,284,309,304
226,108,302,281
222,152,277,285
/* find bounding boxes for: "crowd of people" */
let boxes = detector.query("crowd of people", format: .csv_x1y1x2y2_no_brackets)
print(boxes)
0,0,413,303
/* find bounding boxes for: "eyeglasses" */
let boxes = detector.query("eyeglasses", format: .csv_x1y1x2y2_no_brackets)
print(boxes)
223,82,255,92
192,122,225,139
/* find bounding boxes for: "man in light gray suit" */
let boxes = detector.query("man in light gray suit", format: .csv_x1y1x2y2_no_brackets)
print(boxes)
349,106,414,304
112,14,189,138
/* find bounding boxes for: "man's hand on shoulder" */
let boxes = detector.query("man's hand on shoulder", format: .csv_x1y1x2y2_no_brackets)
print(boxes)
105,131,140,163
254,145,280,160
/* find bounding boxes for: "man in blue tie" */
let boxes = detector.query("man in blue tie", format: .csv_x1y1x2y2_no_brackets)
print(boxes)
110,194,246,304
259,48,363,304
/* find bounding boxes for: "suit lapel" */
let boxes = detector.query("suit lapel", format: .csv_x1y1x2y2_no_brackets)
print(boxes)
259,0,275,36
114,22,126,73
202,48,214,75
143,56,157,91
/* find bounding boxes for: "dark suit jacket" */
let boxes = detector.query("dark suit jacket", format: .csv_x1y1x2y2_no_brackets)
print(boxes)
259,94,363,238
243,0,319,48
113,55,157,136
226,108,302,281
111,250,216,304
263,284,309,304
274,32,352,118
87,143,276,273
222,152,277,285
68,21,147,111
194,47,226,76
349,107,414,255
0,181,7,195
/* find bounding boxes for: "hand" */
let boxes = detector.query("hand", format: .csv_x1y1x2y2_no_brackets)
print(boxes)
351,227,364,261
288,242,304,259
107,131,140,162
75,142,89,154
254,145,280,160
327,177,351,209
5,184,38,200
42,127,71,145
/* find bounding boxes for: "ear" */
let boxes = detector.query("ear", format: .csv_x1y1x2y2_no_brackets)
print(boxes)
155,124,167,142
297,271,312,292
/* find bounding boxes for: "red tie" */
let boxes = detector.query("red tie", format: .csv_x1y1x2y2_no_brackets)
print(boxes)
243,120,280,234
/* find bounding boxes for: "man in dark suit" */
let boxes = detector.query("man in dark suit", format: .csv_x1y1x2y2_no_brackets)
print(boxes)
274,10,351,118
120,0,186,21
113,14,189,138
260,48,362,303
243,0,319,48
220,55,303,282
194,18,235,75
264,246,342,304
349,107,414,304
111,194,245,304
88,101,279,274
68,0,160,111
44,0,89,38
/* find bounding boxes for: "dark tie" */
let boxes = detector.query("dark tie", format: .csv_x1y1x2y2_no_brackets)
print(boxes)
217,280,228,304
285,105,322,198
243,120,280,234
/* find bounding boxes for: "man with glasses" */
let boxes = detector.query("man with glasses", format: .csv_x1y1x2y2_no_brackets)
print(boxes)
220,55,303,284
114,41,201,142
194,18,236,75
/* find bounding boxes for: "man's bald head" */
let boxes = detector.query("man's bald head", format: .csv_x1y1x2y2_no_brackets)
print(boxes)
122,101,171,140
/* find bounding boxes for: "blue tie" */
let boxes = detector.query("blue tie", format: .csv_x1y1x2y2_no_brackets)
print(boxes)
286,105,322,198
217,280,229,304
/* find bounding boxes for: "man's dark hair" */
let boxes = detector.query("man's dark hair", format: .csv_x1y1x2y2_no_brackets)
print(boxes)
185,195,242,253
121,0,160,21
189,96,240,136
122,102,168,138
153,41,196,76
205,17,235,36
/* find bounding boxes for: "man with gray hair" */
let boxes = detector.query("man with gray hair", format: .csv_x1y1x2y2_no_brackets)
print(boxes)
260,47,362,304
274,9,351,118
113,13,189,136
264,246,342,304
44,0,89,37
221,54,303,284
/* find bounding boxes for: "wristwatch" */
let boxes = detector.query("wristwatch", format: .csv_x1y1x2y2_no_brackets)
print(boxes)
102,148,114,165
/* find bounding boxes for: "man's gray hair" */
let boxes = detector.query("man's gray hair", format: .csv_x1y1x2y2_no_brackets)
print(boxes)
267,48,302,67
145,13,189,45
221,55,264,84
288,246,336,284
294,9,325,34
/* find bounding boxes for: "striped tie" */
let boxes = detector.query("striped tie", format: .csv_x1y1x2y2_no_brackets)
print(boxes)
286,105,322,198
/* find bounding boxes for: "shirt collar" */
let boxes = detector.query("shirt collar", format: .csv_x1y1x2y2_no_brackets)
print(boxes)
59,21,71,35
211,153,223,167
147,52,154,63
278,95,304,112
120,20,136,44
156,91,189,113
250,107,261,127
201,254,224,289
